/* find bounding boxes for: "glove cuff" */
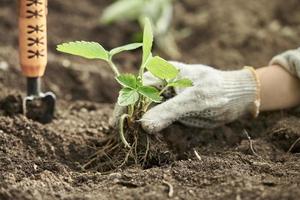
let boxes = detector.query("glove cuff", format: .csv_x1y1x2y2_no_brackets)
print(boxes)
244,66,261,117
221,67,261,119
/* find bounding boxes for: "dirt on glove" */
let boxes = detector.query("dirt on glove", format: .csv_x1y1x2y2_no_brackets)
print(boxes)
0,0,300,199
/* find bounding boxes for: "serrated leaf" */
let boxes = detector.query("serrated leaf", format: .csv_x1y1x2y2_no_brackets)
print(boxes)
168,79,193,88
110,43,143,57
118,88,139,106
142,18,154,65
138,86,162,102
101,0,143,24
146,56,179,79
57,41,109,60
116,74,137,89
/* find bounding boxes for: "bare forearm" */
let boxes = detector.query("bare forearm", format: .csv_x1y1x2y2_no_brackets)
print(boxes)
257,65,300,111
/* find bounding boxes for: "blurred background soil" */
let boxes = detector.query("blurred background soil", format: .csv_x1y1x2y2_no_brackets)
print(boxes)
0,0,300,199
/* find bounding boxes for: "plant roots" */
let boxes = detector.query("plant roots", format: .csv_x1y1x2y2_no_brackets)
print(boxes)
82,120,174,172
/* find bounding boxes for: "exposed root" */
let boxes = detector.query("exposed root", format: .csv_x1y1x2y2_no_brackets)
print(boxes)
119,114,131,149
83,141,120,169
287,137,300,153
243,129,259,157
119,151,131,168
142,135,150,166
82,119,174,172
162,180,174,198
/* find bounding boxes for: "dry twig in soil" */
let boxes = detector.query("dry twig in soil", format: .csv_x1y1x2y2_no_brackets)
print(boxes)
287,137,300,153
193,148,202,161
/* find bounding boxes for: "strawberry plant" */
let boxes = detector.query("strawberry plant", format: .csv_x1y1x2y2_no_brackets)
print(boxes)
57,18,192,169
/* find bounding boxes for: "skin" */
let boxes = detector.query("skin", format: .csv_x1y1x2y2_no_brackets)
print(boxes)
257,64,300,111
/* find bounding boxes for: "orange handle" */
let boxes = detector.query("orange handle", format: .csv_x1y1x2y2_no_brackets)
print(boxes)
19,0,48,77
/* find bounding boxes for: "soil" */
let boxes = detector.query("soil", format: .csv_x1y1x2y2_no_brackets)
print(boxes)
1,0,300,199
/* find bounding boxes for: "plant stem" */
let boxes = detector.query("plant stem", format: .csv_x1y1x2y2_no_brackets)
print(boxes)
108,59,120,76
141,84,170,112
128,104,135,117
139,64,145,82
119,114,131,149
139,56,151,82
159,85,170,95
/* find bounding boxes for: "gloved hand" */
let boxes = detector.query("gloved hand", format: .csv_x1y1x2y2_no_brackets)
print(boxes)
141,62,261,133
110,62,260,134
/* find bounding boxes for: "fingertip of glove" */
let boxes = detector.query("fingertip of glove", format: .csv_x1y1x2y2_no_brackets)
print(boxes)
140,118,158,134
140,113,167,134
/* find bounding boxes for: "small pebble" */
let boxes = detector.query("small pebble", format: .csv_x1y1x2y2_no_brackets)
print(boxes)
62,59,71,67
33,164,38,171
0,61,9,71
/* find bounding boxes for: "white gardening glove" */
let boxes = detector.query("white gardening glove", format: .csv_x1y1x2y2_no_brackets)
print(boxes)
141,62,261,133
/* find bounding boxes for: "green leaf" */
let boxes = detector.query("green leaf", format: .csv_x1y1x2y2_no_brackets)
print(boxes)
118,88,139,106
136,78,143,87
116,74,137,89
101,0,143,24
146,56,179,79
142,18,154,65
57,41,109,60
138,86,162,102
168,79,193,88
110,43,142,57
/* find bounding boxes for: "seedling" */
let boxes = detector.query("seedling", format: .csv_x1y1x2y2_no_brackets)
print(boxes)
101,0,180,58
57,18,192,169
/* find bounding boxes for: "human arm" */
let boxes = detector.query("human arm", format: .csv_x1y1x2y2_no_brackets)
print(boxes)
111,48,300,133
141,48,300,133
258,64,300,111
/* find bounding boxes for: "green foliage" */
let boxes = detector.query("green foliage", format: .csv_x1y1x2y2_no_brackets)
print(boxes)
146,56,178,80
118,88,139,106
116,74,138,89
57,42,142,61
168,79,193,88
57,17,190,111
57,41,109,61
142,18,154,66
110,43,142,57
138,86,162,102
116,74,161,104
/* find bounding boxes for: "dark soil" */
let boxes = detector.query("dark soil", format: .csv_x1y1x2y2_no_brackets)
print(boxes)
1,0,300,199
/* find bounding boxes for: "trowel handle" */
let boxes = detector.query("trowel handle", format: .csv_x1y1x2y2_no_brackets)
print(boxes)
19,0,48,77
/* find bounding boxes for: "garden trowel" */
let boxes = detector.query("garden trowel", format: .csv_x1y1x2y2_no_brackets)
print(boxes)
19,0,55,123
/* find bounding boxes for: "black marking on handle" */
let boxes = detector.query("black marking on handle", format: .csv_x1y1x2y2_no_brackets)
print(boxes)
24,0,46,60
26,9,43,19
28,37,44,46
27,49,45,59
26,0,43,6
27,25,44,34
